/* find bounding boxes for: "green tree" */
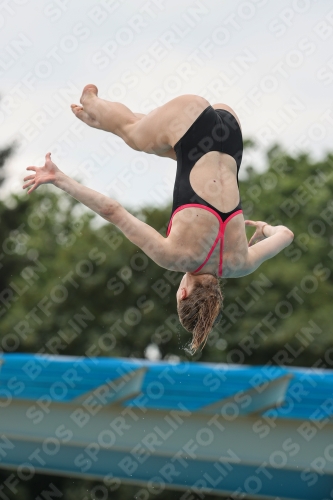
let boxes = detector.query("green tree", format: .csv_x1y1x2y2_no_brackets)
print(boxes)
0,142,16,187
1,145,333,367
214,145,333,367
1,142,333,500
0,190,184,358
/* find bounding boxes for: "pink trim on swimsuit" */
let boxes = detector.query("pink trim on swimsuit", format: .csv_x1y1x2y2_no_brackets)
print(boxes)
166,204,243,277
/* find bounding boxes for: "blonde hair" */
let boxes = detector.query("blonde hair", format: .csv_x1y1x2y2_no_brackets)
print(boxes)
177,276,223,354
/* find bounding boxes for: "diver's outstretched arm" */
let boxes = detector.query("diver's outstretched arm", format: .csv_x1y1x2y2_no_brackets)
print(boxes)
23,153,118,216
23,153,176,269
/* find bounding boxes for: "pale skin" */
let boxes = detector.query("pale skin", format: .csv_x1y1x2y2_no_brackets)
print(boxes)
23,86,294,304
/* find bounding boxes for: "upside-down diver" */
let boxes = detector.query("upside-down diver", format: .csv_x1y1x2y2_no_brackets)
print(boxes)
23,86,294,353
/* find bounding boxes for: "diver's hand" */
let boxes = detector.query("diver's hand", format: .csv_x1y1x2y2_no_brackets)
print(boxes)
23,152,61,194
245,220,268,247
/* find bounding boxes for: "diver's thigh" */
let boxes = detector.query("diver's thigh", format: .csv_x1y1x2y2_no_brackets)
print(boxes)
129,95,210,153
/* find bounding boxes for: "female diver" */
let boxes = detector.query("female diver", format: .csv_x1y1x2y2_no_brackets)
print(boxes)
23,86,294,353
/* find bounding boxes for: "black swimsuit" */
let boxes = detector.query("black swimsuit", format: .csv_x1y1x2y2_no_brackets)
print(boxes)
166,105,243,277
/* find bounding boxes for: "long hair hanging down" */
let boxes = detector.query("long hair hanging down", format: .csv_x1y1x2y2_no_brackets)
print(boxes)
177,276,223,354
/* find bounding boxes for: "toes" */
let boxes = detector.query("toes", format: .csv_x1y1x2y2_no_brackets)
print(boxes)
80,84,98,104
71,105,84,116
71,107,95,125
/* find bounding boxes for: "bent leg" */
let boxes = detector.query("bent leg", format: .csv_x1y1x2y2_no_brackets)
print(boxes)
71,85,142,149
72,88,210,156
130,94,210,154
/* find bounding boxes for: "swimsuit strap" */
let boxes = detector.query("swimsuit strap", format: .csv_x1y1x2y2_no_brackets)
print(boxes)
167,204,243,277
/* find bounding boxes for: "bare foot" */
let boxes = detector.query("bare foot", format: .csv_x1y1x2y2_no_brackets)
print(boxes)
71,84,100,128
70,104,100,128
80,84,98,105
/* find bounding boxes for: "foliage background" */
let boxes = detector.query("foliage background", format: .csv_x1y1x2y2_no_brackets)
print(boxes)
1,139,333,498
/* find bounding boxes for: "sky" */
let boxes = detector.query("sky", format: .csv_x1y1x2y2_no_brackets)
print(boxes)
1,0,333,210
